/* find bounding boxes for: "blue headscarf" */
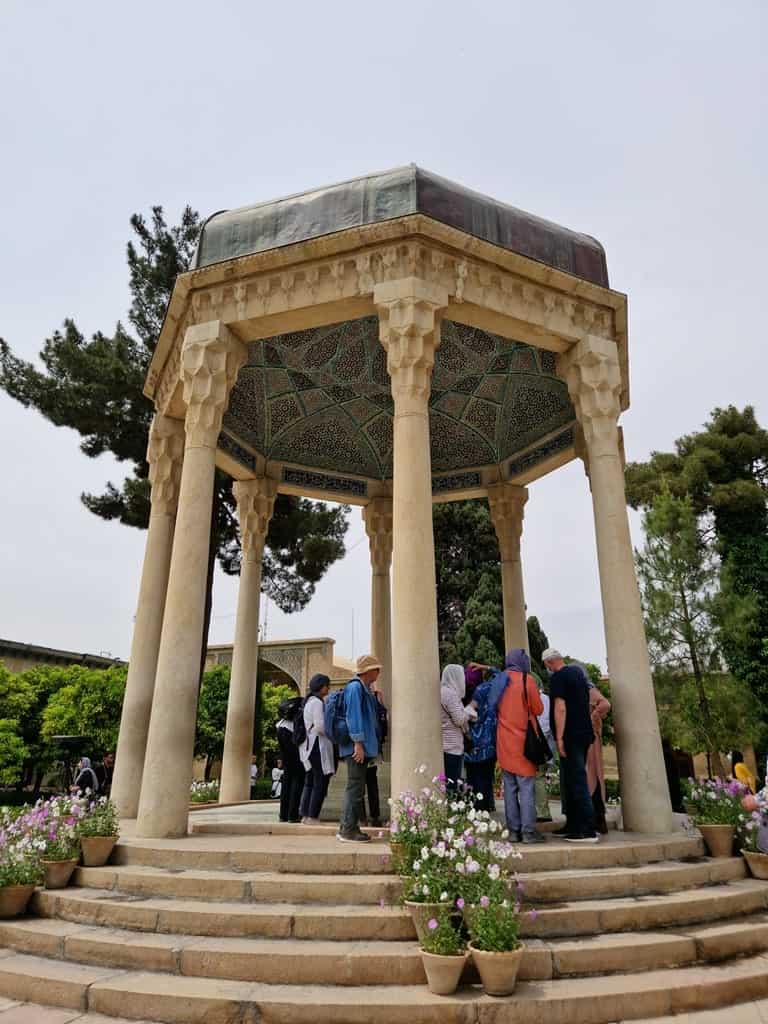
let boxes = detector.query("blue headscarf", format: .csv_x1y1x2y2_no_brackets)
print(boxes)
487,648,532,714
505,648,531,674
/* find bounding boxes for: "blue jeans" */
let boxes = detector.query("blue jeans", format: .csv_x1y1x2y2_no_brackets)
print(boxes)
502,771,536,836
560,738,595,835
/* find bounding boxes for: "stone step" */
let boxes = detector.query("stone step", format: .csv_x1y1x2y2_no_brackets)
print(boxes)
5,914,768,985
113,831,704,875
2,950,768,1024
31,878,768,942
72,855,745,907
0,998,164,1023
72,865,402,905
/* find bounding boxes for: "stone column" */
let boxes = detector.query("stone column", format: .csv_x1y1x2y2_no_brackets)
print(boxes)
111,414,185,818
375,277,448,802
561,334,673,833
136,321,246,838
487,483,529,654
219,477,277,804
363,497,393,722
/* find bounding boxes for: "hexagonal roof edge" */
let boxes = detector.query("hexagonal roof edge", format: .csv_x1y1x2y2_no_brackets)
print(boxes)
194,165,609,287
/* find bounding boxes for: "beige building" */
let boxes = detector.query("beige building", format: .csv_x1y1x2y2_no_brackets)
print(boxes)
0,638,125,675
110,166,672,837
205,637,355,692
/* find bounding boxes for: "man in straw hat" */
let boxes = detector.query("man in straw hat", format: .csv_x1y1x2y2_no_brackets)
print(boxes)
337,654,382,843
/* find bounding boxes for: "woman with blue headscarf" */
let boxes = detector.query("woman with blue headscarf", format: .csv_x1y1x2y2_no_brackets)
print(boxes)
488,649,545,844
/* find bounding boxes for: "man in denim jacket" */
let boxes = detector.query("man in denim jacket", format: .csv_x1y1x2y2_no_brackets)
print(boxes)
337,654,381,843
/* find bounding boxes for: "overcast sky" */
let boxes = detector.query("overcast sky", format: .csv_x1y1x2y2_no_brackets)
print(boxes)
1,0,765,672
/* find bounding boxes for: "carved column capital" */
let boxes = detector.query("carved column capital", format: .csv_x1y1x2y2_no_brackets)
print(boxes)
147,414,185,516
558,335,622,459
363,497,393,575
487,483,528,562
181,321,247,448
374,278,449,412
233,477,278,562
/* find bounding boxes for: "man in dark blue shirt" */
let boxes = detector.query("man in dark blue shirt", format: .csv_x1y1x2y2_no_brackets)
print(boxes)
544,648,597,843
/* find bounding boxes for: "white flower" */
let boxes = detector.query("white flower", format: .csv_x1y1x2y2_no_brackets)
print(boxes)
422,885,429,895
417,764,427,774
413,860,421,872
488,863,500,881
439,891,448,902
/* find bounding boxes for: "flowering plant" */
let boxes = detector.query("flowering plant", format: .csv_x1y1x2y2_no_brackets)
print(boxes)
76,796,119,838
467,894,525,952
738,792,768,853
190,780,220,804
0,805,46,886
420,906,465,956
682,777,749,827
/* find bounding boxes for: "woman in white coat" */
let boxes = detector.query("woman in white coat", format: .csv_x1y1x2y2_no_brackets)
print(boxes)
440,664,477,789
298,674,334,823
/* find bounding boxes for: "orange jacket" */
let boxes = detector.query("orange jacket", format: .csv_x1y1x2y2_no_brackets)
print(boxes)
496,671,544,777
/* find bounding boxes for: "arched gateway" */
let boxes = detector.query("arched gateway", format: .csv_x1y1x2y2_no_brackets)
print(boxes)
111,166,672,838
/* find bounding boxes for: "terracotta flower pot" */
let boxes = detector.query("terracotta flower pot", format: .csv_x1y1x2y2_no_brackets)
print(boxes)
0,884,35,918
698,824,734,858
80,836,117,867
419,949,468,995
42,859,79,889
743,850,768,879
404,901,446,943
469,941,525,996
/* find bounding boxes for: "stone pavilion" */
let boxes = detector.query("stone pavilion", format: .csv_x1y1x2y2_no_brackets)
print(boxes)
110,166,672,838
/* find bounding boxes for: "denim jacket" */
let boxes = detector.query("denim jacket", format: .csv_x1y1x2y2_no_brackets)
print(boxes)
464,680,496,763
338,677,380,760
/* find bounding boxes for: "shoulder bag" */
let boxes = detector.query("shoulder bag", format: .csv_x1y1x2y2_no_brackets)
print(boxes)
521,672,552,767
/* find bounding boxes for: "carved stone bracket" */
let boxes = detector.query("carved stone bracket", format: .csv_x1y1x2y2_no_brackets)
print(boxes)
233,477,278,562
181,322,247,448
363,498,393,575
487,482,528,562
147,414,185,517
374,278,449,412
558,335,622,459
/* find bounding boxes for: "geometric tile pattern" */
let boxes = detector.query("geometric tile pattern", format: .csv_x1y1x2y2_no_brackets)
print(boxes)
223,316,575,480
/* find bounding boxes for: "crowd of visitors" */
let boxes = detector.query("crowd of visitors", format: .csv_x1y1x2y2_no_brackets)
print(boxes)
270,642,611,845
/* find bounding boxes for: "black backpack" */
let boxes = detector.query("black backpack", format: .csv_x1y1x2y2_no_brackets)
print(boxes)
292,698,309,747
278,696,302,721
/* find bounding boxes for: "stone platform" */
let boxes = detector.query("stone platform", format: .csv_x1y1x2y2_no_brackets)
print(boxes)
1,818,768,1023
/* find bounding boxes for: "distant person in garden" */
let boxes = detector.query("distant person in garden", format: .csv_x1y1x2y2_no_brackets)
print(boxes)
488,648,545,844
543,648,598,843
298,673,334,824
440,664,478,788
337,655,381,843
463,664,497,811
586,682,611,834
276,697,305,823
249,756,259,798
271,759,284,799
71,756,99,795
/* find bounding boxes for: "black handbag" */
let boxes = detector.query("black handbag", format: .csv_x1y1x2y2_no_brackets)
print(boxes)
521,673,552,767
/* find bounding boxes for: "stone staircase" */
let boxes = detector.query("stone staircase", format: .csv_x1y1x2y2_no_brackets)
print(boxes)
1,828,768,1023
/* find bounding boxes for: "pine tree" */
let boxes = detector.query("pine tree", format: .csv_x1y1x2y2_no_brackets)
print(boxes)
626,406,768,712
0,207,348,612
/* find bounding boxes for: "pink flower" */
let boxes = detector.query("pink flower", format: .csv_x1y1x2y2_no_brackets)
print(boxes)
427,918,438,930
479,895,490,908
527,909,538,922
456,897,465,909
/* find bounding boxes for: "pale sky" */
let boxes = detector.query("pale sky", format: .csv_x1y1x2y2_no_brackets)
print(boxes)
1,0,765,671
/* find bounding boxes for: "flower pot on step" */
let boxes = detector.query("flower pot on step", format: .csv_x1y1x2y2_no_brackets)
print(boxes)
42,859,78,889
743,850,768,879
469,941,525,996
80,836,117,867
404,901,445,943
698,824,734,858
419,949,468,995
0,885,35,918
